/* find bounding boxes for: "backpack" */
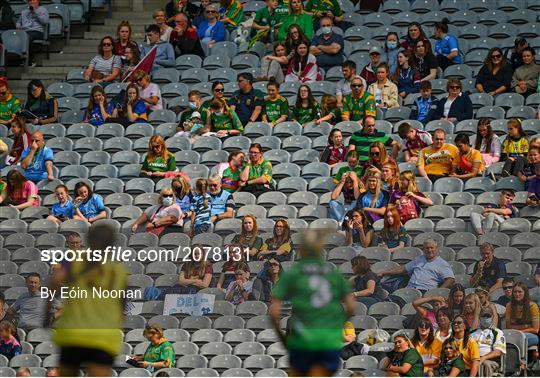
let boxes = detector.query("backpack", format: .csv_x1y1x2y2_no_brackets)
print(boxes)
396,194,419,223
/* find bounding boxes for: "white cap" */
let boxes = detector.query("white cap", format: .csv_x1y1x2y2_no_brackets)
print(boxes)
369,46,381,54
190,111,201,119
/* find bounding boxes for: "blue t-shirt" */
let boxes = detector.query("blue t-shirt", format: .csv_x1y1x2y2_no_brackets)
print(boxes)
77,193,105,219
356,190,389,221
20,146,54,183
405,255,455,291
86,104,107,126
191,193,212,227
435,34,462,64
209,189,235,217
52,200,75,219
176,193,193,217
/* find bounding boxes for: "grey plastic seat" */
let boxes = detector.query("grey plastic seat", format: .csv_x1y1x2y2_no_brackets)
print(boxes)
272,163,300,180
243,355,275,371
255,369,286,377
102,137,132,154
222,136,251,152
345,355,378,371
494,93,524,110
201,150,228,165
244,122,272,138
213,315,245,332
124,123,154,140
0,219,28,236
500,218,531,236
308,177,334,194
73,137,103,154
277,177,307,194
111,151,139,167
124,178,155,195
180,67,209,84
192,137,222,153
495,177,525,192
148,109,177,126
476,106,505,120
231,54,259,69
152,68,180,84
181,164,210,180
96,123,125,139
46,136,73,152
433,177,463,193
291,149,320,166
57,96,81,113
81,151,111,169
89,165,118,180
282,135,311,153
272,122,302,138
263,149,290,165
256,191,287,209
267,205,297,220
175,54,202,70
506,105,535,120
423,205,455,221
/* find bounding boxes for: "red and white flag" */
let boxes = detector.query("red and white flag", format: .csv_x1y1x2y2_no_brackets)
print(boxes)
122,45,157,82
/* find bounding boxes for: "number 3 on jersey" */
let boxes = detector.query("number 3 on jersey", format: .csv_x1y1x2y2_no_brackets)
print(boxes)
309,276,332,308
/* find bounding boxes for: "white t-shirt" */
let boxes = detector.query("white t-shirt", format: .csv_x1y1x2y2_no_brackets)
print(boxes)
470,327,506,357
443,97,455,117
140,83,163,111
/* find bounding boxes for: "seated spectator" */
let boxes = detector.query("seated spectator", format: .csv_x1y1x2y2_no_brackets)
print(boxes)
73,181,107,224
165,0,198,24
121,46,140,81
292,84,320,125
284,24,309,61
470,189,517,235
342,321,356,345
190,178,212,235
251,0,279,44
497,278,514,307
348,116,399,164
469,243,505,295
310,16,344,72
201,81,227,110
518,146,540,190
379,239,455,292
277,0,313,41
350,255,385,308
320,129,346,167
0,320,21,360
131,188,182,235
452,133,485,180
4,114,31,166
505,282,540,350
140,25,175,73
198,4,226,48
413,296,447,328
363,141,396,176
390,170,433,223
398,121,433,162
511,47,539,97
16,367,31,377
254,258,282,303
447,315,481,377
412,319,442,375
177,90,210,134
381,161,399,194
65,231,85,251
193,0,210,27
0,170,38,210
329,170,363,223
471,307,506,377
344,208,374,248
259,219,293,261
83,36,122,85
130,324,175,372
333,150,364,185
108,83,148,126
394,50,421,100
150,9,173,42
335,60,356,109
178,247,213,292
417,128,459,181
462,293,481,330
239,143,274,196
285,42,321,83
305,0,343,25
225,262,252,305
207,174,234,224
24,80,58,125
0,0,15,31
384,334,424,377
317,94,341,125
114,20,139,62
526,162,540,206
401,22,431,53
433,18,461,70
16,0,48,66
475,48,513,96
378,207,408,253
46,368,58,377
217,245,247,291
20,131,54,183
262,80,288,126
506,37,528,71
0,77,22,125
133,70,163,111
360,47,382,86
172,175,193,220
209,99,243,137
368,62,399,111
344,76,376,121
140,135,176,179
474,287,500,327
381,32,402,77
7,273,59,330
84,86,110,126
413,39,438,82
474,118,501,168
47,184,74,225
435,308,453,343
259,42,288,84
435,78,473,123
220,151,245,193
438,340,467,377
501,118,529,177
169,12,204,58
219,0,244,29
232,214,264,258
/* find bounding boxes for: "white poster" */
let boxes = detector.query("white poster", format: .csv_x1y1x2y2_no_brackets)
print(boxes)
163,293,215,316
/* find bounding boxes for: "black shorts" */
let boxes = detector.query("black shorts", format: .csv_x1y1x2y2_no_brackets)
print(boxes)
60,347,115,367
289,349,342,374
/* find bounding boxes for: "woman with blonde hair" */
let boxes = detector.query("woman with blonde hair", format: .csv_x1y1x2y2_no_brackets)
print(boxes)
381,161,400,194
462,293,482,330
149,8,173,42
232,214,264,258
131,187,183,235
259,219,293,261
140,135,176,179
172,175,193,220
357,171,389,222
384,333,424,377
390,170,433,224
131,324,176,372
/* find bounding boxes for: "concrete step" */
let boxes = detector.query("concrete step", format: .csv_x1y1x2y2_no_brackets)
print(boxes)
63,45,100,53
46,52,94,61
26,66,82,74
21,73,67,81
105,18,152,27
42,59,89,67
84,31,145,40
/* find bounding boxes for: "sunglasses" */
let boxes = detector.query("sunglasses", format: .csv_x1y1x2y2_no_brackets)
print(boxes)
491,54,502,58
351,84,363,88
419,323,431,329
162,194,174,198
370,151,380,156
452,321,464,325
102,43,112,46
449,85,460,89
206,10,217,13
503,286,514,290
214,88,224,92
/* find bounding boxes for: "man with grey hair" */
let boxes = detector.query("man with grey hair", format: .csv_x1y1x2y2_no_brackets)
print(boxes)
208,174,234,224
378,239,455,292
470,242,506,294
471,306,506,377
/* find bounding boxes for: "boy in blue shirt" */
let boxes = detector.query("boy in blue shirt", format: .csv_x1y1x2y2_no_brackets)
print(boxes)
410,81,438,125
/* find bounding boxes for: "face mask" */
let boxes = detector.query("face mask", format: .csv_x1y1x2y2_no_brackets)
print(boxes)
480,317,492,329
162,197,173,206
321,26,332,35
215,111,223,116
188,101,197,110
387,41,398,49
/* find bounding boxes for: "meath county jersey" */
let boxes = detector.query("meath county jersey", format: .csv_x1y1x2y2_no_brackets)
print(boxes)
272,258,352,351
264,96,289,123
342,91,376,121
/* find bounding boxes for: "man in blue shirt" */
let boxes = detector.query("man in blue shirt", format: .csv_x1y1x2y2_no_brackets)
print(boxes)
208,174,235,224
310,17,344,72
228,73,264,125
140,24,175,73
20,131,54,183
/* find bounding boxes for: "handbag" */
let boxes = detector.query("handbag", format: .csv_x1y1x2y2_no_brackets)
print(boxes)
148,206,166,236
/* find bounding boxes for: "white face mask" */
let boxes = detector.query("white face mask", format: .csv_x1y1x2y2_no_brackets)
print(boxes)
162,197,173,206
480,316,493,329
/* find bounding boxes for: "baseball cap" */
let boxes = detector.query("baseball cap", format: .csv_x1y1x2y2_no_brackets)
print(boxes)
369,46,381,55
190,111,201,119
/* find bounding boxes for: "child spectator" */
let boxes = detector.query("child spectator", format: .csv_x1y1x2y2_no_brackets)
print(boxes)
4,114,31,166
140,24,175,73
47,184,74,225
413,296,447,328
292,84,320,125
474,118,501,168
0,320,21,361
175,111,206,142
518,146,540,190
316,94,341,125
433,18,462,70
344,208,374,248
0,170,39,210
378,207,408,253
333,150,364,185
470,189,517,235
390,170,433,224
72,181,106,224
397,122,433,163
329,170,363,223
497,278,514,307
320,129,346,168
526,162,540,206
178,248,213,293
217,244,246,291
108,83,148,126
262,80,288,127
501,118,529,177
190,178,212,235
84,86,110,127
452,133,485,180
225,262,252,305
357,171,389,222
393,50,421,100
381,162,399,194
409,81,438,125
209,99,244,137
0,77,21,126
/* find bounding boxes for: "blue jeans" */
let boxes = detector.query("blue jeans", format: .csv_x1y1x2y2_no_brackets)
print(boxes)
329,200,354,223
525,332,539,348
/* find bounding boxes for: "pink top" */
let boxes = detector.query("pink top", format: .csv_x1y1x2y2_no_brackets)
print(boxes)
11,180,39,206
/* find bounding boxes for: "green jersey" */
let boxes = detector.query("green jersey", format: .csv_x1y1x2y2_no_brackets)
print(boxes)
305,0,343,17
179,107,209,127
143,338,176,368
223,0,244,27
0,94,21,122
293,103,320,124
210,109,244,132
334,165,364,184
142,153,176,173
221,164,241,193
264,96,289,123
274,0,289,22
277,13,314,41
342,92,376,121
272,257,351,351
389,348,424,377
254,6,279,28
325,107,342,124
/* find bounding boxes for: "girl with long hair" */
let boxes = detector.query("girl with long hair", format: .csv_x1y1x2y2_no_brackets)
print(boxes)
277,0,313,41
224,262,252,305
209,98,243,137
259,42,289,84
217,243,247,291
83,36,122,85
462,293,482,330
47,184,74,225
344,208,374,248
412,319,442,375
390,170,433,223
448,283,465,318
262,80,289,127
381,32,402,77
364,141,394,175
0,320,21,360
85,86,110,126
434,18,462,70
109,83,148,126
259,219,293,261
5,114,31,166
190,179,212,235
350,255,385,308
201,81,227,109
0,170,38,210
232,214,264,258
474,286,499,327
381,161,400,194
475,47,513,96
474,118,501,167
73,181,106,223
179,246,213,292
292,84,320,125
378,207,408,253
393,49,421,100
384,333,424,377
448,315,480,376
320,129,346,167
113,20,139,61
285,42,321,83
357,171,389,222
435,308,453,343
505,282,540,350
121,46,141,81
316,94,341,125
402,22,431,52
24,79,58,125
140,135,176,179
501,118,529,177
284,24,309,58
438,340,467,377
